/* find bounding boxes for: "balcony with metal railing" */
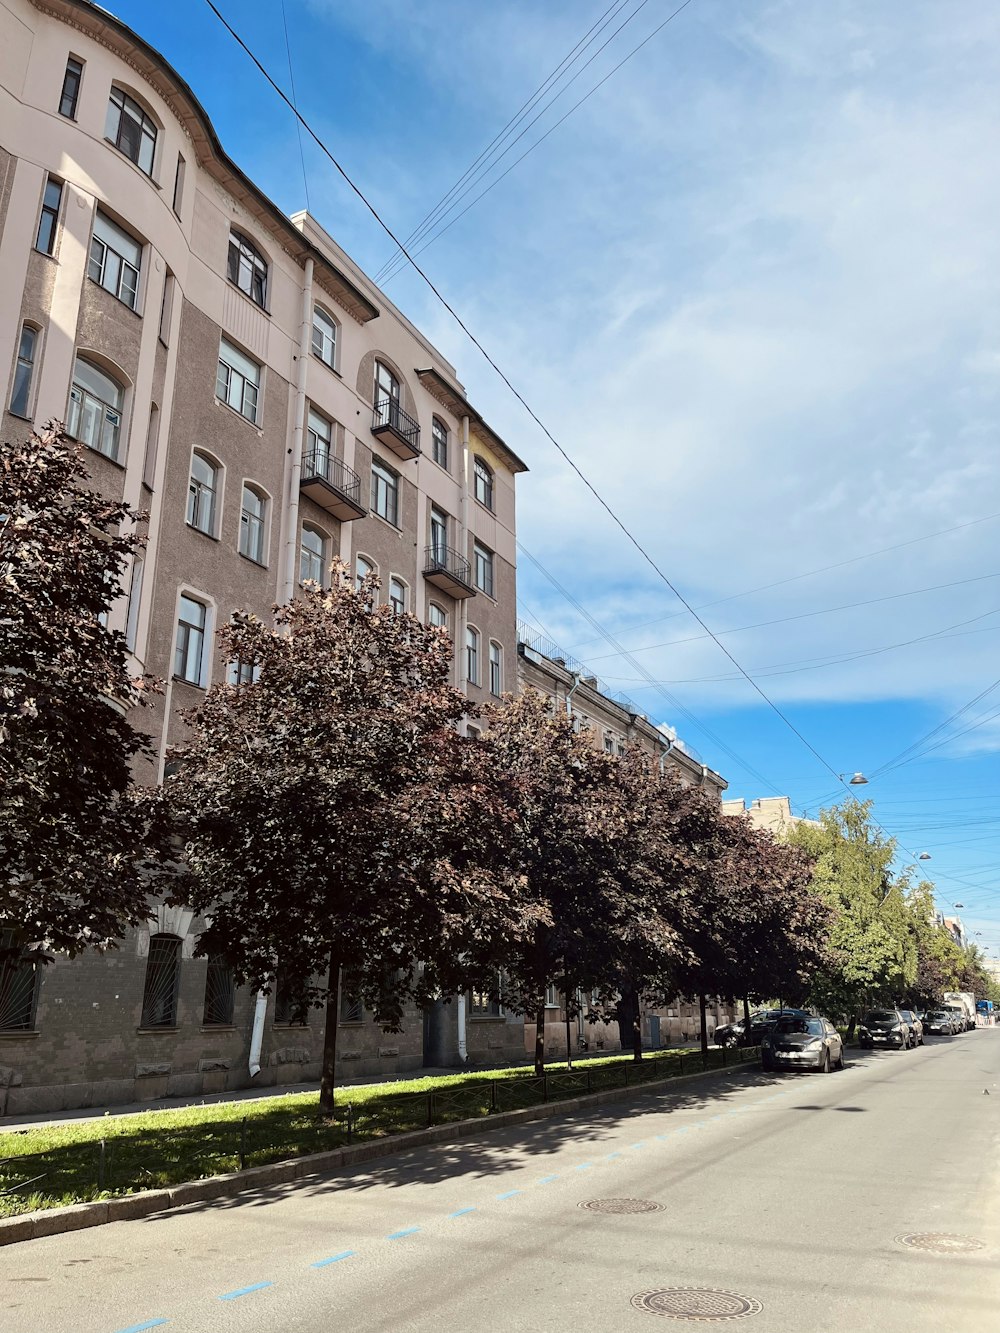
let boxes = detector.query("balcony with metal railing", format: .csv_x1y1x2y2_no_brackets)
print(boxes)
300,451,366,521
371,396,421,461
423,544,476,599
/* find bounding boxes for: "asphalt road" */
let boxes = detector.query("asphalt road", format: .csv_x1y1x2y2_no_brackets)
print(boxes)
4,1031,999,1333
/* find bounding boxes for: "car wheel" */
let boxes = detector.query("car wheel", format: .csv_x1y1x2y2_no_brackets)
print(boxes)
835,1047,846,1071
821,1048,831,1073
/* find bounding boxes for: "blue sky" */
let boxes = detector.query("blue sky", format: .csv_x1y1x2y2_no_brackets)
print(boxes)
107,0,1000,952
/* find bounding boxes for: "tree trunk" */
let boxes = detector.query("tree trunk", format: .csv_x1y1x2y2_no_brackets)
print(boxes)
318,954,342,1118
534,1000,546,1077
699,995,709,1055
742,995,752,1044
631,988,643,1062
846,1012,858,1041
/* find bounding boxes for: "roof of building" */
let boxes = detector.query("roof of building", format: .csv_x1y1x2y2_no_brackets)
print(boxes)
416,368,529,475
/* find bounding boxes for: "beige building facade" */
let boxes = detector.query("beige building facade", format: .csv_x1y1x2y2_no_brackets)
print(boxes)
0,0,528,1112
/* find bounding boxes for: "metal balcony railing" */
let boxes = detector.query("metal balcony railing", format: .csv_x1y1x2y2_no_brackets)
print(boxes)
372,396,421,457
300,451,365,520
423,544,475,597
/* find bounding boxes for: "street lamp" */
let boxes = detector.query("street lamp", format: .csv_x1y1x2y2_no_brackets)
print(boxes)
840,772,869,785
918,852,932,861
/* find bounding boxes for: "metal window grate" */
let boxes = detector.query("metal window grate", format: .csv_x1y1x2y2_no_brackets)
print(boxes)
140,935,181,1028
203,955,235,1026
0,938,39,1031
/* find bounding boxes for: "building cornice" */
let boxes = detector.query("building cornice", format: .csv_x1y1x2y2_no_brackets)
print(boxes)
416,368,529,475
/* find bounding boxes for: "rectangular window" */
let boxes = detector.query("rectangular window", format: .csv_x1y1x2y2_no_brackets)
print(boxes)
35,177,62,255
174,594,207,684
274,972,308,1026
371,460,398,525
158,272,174,344
471,975,503,1018
216,338,260,423
172,154,185,215
474,542,494,597
300,526,326,585
239,486,267,564
430,506,448,560
124,555,144,652
59,57,83,119
432,418,448,469
545,984,560,1009
9,324,37,418
105,86,157,175
88,210,142,310
226,659,260,686
466,627,479,686
311,306,337,369
428,603,447,630
203,956,235,1026
489,642,502,696
389,578,406,615
307,407,332,474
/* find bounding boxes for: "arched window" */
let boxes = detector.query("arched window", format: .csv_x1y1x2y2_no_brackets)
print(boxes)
67,356,124,462
374,359,400,413
175,594,209,685
466,626,481,686
187,451,220,535
105,86,157,176
312,306,338,369
203,955,235,1027
389,577,406,615
356,554,375,589
227,230,268,308
307,407,332,476
300,524,328,585
239,484,268,564
9,323,37,418
428,603,448,630
431,417,448,469
489,641,503,696
0,931,41,1032
474,456,494,510
140,934,182,1028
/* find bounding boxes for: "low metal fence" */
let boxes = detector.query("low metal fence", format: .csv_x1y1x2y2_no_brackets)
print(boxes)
0,1044,758,1217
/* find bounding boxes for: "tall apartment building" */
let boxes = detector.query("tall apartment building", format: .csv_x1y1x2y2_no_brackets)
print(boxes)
0,0,528,1113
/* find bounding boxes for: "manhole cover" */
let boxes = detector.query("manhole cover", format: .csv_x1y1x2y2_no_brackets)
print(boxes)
580,1198,665,1215
896,1232,986,1254
631,1288,762,1321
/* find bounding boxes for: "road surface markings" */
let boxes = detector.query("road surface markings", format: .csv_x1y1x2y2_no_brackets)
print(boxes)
574,1163,593,1171
312,1250,355,1268
496,1189,521,1199
114,1322,169,1332
537,1174,559,1183
449,1207,476,1218
630,1142,645,1149
219,1282,272,1301
387,1226,421,1239
606,1151,622,1158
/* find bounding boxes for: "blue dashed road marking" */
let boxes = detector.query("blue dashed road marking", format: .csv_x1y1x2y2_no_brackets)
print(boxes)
387,1226,421,1239
114,1322,169,1333
312,1250,355,1268
630,1142,645,1149
496,1189,521,1199
537,1174,559,1183
606,1151,622,1158
449,1207,476,1218
574,1163,593,1171
219,1282,272,1302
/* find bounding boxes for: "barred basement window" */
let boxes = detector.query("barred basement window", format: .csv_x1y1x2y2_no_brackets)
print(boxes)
340,991,362,1024
203,955,235,1026
140,934,181,1028
0,932,41,1031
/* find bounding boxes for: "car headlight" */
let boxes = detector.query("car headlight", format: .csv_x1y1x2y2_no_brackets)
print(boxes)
802,1038,823,1050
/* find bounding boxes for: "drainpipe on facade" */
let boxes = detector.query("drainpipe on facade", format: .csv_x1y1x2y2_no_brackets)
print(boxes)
456,992,468,1064
248,988,268,1078
565,670,582,719
658,738,673,774
458,414,470,715
282,256,315,604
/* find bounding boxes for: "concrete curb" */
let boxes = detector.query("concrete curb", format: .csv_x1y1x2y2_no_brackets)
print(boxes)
0,1057,756,1247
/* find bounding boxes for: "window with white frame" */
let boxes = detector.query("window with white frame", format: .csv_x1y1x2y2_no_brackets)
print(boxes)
431,417,448,469
300,525,327,585
35,176,62,255
474,456,494,510
471,974,504,1018
428,603,448,630
227,231,267,308
67,356,124,462
124,556,144,652
545,983,560,1009
307,407,332,475
473,541,494,597
374,359,400,414
216,338,260,423
226,658,260,686
172,154,185,216
88,210,142,310
239,485,268,564
311,306,337,369
356,555,375,589
389,577,406,615
489,641,502,696
105,86,157,176
371,460,399,525
186,452,219,535
604,734,615,754
467,723,481,740
466,626,480,685
9,324,37,418
429,506,448,560
174,594,208,684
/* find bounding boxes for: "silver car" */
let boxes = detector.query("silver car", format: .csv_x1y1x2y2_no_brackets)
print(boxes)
761,1015,845,1073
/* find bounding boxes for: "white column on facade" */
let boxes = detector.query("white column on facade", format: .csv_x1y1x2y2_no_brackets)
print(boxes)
281,256,314,604
457,413,470,711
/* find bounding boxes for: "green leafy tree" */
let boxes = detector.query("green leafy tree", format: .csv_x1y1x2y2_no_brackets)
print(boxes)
155,563,515,1115
0,424,157,969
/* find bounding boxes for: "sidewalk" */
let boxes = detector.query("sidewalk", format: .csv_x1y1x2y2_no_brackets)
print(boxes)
0,1041,707,1134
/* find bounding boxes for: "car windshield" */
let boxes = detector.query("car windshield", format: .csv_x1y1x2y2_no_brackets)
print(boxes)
864,1010,896,1022
775,1017,823,1035
928,1012,949,1020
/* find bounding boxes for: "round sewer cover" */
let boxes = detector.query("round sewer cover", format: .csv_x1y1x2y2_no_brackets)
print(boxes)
579,1198,665,1215
631,1288,762,1321
896,1232,986,1254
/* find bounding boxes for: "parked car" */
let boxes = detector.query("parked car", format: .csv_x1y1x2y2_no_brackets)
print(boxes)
761,1014,845,1073
858,1008,911,1050
897,1009,924,1045
715,1008,812,1047
922,1009,957,1036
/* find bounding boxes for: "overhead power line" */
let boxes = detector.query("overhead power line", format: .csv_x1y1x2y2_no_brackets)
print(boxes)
373,0,640,283
201,0,950,873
